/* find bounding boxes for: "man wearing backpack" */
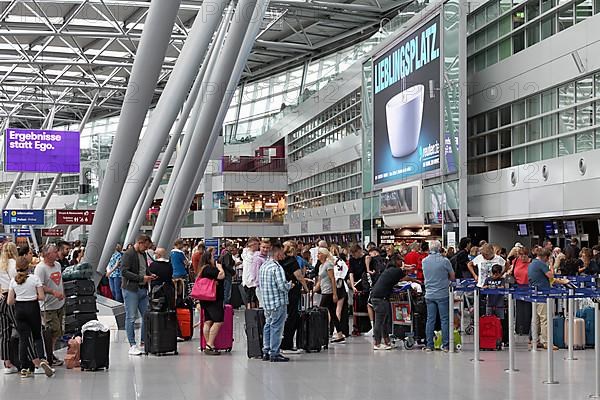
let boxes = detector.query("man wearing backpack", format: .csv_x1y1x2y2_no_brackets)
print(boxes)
218,242,237,305
451,237,472,279
365,247,386,336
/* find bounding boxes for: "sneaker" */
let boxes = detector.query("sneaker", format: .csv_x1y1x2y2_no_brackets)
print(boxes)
422,347,433,353
261,353,270,361
281,348,302,354
442,347,450,353
51,355,64,367
270,354,290,363
20,369,32,378
382,344,393,351
364,329,374,337
373,344,384,351
542,343,559,351
331,336,346,343
3,366,18,375
38,361,55,377
128,345,143,356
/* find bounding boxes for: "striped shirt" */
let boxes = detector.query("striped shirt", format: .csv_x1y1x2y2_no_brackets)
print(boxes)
259,259,291,311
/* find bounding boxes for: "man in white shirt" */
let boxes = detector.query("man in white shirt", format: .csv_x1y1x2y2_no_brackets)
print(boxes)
34,244,65,366
467,243,506,287
241,237,260,309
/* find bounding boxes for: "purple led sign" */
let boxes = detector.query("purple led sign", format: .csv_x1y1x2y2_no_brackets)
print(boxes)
4,128,80,173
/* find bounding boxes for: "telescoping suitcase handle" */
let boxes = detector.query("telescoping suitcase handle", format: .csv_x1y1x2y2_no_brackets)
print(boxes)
302,289,317,310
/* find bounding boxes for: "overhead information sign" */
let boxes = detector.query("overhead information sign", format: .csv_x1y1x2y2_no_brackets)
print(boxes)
56,210,95,225
2,210,45,225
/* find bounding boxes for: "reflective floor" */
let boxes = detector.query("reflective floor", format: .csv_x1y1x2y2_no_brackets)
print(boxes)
1,310,599,400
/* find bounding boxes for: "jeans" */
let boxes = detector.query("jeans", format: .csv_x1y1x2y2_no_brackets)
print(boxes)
263,305,287,357
109,277,123,302
223,276,232,305
371,298,391,344
123,287,149,346
426,297,450,350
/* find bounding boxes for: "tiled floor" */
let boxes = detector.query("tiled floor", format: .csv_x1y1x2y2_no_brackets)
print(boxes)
2,310,600,400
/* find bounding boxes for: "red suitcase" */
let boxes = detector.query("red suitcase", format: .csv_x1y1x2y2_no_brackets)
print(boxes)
176,308,193,341
480,315,503,350
200,304,234,352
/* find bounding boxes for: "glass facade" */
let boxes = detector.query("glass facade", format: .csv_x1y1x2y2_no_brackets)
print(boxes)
288,90,362,162
468,70,600,173
287,160,362,211
467,0,600,74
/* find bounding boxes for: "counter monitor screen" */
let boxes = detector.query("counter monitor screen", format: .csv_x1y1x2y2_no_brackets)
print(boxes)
517,223,528,236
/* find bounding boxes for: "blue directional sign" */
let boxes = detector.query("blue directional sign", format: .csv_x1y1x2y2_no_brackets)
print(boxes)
205,238,220,260
2,209,45,225
11,228,31,238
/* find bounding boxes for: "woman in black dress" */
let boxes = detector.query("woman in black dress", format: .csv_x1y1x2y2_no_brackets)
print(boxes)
199,252,225,356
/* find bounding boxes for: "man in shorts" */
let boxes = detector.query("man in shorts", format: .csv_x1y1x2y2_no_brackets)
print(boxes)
35,244,65,366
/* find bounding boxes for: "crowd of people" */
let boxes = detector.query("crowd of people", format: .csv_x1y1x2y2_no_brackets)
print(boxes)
0,233,596,373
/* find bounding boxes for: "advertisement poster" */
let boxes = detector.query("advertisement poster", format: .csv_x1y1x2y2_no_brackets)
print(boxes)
373,15,441,187
5,128,80,173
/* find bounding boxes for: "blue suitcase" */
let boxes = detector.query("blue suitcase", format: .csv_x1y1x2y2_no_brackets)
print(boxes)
553,316,566,348
576,307,595,347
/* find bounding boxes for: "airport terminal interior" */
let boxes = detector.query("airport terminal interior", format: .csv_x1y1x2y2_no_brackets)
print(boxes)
1,0,600,399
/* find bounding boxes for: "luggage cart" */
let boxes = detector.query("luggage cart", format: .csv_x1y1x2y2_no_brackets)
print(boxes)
389,283,425,349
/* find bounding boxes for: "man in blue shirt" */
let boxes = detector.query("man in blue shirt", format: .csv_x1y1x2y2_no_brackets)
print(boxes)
106,243,123,302
528,248,555,349
259,243,291,362
170,239,188,302
422,240,455,352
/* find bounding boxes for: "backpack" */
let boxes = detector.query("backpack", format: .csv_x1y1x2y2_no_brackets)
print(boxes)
64,336,82,369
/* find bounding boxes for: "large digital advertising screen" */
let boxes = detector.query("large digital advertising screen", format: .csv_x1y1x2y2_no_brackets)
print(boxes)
5,128,80,173
373,14,441,187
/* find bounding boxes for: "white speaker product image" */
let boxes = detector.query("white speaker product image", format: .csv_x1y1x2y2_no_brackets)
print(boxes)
385,84,425,158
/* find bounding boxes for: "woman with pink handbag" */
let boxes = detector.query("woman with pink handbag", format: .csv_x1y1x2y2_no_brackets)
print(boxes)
192,252,224,355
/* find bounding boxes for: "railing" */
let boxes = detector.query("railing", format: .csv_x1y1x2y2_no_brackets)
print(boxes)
221,156,286,173
217,208,284,224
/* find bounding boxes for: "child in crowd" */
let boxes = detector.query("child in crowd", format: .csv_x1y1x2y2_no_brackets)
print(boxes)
483,264,505,320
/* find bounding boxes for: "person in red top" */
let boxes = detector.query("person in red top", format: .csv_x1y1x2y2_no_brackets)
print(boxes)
191,242,205,280
405,241,429,281
510,247,531,285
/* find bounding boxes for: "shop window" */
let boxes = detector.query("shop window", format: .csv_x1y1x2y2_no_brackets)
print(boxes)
575,0,593,22
576,131,594,152
527,143,542,162
499,38,512,60
512,148,526,165
558,4,574,30
541,15,555,39
542,140,557,159
527,23,540,46
513,31,525,53
559,136,575,156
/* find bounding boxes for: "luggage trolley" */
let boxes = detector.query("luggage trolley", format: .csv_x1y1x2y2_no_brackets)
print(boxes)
389,283,425,349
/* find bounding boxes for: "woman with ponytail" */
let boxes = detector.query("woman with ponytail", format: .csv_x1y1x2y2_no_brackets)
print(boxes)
0,242,19,373
7,256,54,378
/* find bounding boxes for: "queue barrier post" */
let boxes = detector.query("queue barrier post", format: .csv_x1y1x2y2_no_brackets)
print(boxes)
449,285,455,353
543,296,559,384
566,288,577,361
471,287,482,362
505,292,519,373
590,301,600,399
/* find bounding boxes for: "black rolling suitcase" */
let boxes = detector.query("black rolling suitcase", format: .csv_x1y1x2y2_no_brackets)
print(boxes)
411,294,427,343
245,308,265,358
352,291,372,334
65,312,98,334
230,284,245,309
64,280,95,297
65,295,98,314
80,330,110,371
145,311,178,356
297,292,329,353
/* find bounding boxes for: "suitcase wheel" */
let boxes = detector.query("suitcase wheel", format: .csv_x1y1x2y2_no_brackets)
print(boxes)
225,349,231,353
404,337,415,349
174,351,179,355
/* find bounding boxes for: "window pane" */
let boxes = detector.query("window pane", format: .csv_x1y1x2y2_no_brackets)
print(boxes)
477,158,487,173
541,15,555,39
577,104,594,128
513,124,526,144
499,38,512,60
475,53,486,72
577,77,594,101
558,4,574,31
541,0,556,12
542,140,557,159
596,129,600,149
500,106,512,125
499,15,512,35
488,132,499,152
542,89,557,112
528,119,541,140
476,10,487,29
487,154,499,171
513,148,526,165
527,1,540,19
487,2,500,21
500,129,512,148
486,46,499,66
477,137,486,154
475,31,487,50
527,23,540,46
527,95,541,117
513,10,526,28
513,31,525,53
559,136,575,156
487,22,499,43
559,82,575,108
476,114,487,133
527,144,541,162
487,111,499,130
559,109,576,132
500,152,512,168
576,131,594,152
512,100,526,121
575,0,593,23
500,0,513,13
542,115,557,137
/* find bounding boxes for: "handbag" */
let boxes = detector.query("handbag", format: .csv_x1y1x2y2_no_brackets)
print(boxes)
190,276,217,301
